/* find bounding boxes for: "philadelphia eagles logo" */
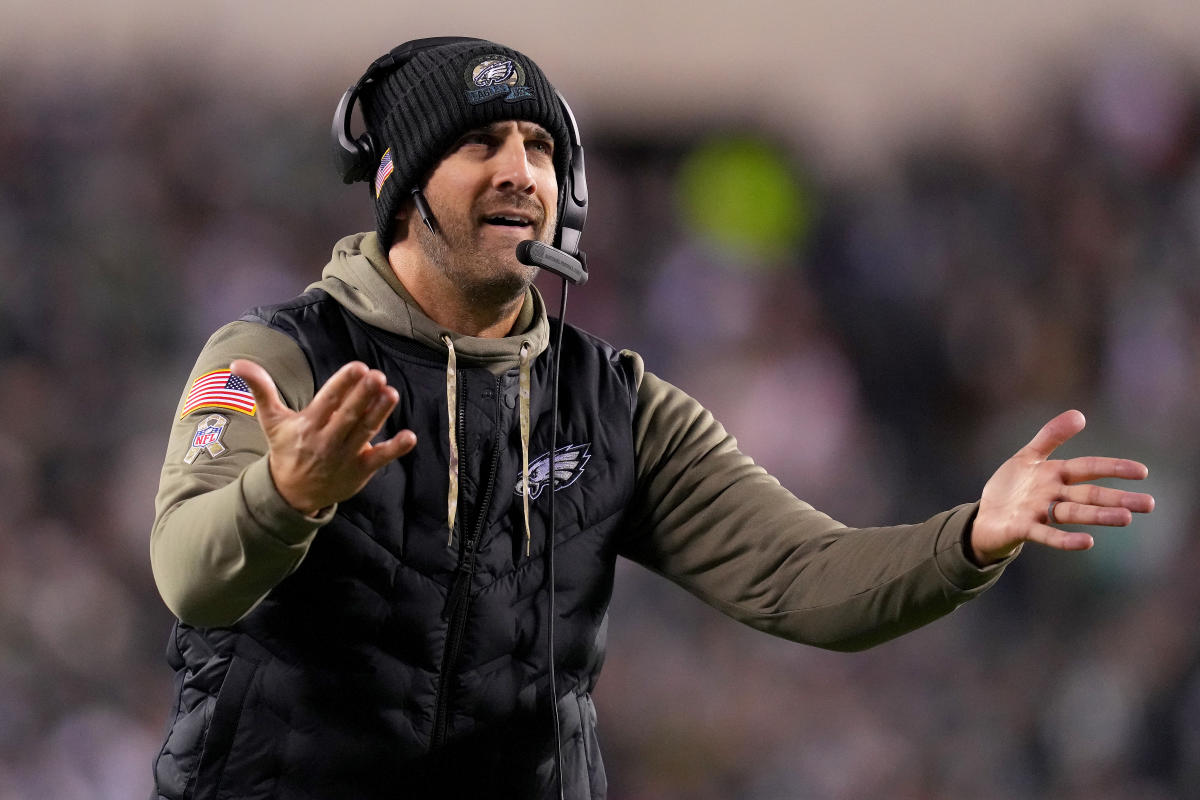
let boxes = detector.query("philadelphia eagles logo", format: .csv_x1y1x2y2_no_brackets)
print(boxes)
464,55,536,105
515,443,591,500
473,59,515,87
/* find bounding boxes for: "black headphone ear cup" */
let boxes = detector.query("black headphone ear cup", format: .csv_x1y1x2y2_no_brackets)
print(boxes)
553,93,588,258
338,134,376,184
332,85,376,184
353,131,377,183
555,165,587,257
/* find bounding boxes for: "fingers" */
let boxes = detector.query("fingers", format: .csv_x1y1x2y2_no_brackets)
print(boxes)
1040,454,1155,530
239,356,410,457
1024,411,1153,525
307,364,412,469
301,361,393,436
1060,455,1149,483
328,368,387,430
1046,488,1154,528
230,359,289,425
1022,409,1086,460
361,429,418,472
1058,483,1156,514
356,382,401,441
974,409,1156,563
1047,501,1133,527
325,368,402,453
1024,524,1096,552
305,361,371,423
231,358,415,513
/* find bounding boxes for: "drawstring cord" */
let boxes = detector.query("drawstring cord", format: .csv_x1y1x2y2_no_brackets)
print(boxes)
442,334,459,547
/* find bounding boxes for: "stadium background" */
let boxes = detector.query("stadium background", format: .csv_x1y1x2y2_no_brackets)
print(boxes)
2,2,1199,797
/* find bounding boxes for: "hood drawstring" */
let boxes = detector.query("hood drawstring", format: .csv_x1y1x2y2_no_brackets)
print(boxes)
443,335,533,557
442,334,459,548
518,341,533,557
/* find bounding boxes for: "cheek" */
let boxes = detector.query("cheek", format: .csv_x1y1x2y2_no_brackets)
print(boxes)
426,176,475,211
539,171,559,211
422,156,485,208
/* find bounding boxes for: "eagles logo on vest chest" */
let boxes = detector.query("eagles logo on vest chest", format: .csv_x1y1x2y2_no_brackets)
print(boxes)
515,443,591,500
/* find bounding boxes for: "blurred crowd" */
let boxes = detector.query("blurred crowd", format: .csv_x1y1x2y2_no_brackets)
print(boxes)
1,35,1198,800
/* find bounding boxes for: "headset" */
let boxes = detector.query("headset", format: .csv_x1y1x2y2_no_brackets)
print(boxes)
331,36,589,282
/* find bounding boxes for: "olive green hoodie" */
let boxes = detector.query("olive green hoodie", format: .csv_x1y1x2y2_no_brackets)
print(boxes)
151,232,1009,649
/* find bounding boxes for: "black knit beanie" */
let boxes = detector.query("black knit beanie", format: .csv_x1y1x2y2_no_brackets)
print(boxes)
360,39,572,245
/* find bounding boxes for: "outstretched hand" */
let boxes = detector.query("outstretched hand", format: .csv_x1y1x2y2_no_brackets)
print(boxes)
230,359,417,516
971,410,1154,566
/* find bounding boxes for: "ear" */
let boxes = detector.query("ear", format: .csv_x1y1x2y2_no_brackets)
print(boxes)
391,200,413,242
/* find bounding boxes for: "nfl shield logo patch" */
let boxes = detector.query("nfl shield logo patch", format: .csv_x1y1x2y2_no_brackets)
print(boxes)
184,414,230,464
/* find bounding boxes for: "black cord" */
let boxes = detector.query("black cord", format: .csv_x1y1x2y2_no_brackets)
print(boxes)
547,277,569,800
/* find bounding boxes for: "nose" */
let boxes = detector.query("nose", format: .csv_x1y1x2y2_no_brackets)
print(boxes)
491,134,537,195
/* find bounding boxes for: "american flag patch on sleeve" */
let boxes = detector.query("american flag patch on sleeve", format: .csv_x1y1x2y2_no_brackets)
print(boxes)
179,369,257,418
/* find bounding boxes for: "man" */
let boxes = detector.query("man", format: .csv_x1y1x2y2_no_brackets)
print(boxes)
149,37,1154,800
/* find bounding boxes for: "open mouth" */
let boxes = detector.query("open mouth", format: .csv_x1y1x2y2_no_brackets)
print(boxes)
482,215,533,229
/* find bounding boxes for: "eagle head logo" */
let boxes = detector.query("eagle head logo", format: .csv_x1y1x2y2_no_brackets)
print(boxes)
472,58,517,87
516,443,591,500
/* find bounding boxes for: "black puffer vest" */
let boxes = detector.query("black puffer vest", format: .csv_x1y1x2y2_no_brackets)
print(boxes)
152,289,638,799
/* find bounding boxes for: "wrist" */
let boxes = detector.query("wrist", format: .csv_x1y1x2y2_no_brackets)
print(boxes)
266,455,326,517
965,522,1022,567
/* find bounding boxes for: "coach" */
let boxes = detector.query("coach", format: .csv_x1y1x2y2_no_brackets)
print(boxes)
148,36,1153,799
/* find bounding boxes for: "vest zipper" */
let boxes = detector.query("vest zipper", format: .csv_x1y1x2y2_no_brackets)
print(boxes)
431,375,504,750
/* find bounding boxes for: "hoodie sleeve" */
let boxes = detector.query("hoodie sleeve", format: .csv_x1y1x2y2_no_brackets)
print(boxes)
620,359,1011,652
150,320,331,627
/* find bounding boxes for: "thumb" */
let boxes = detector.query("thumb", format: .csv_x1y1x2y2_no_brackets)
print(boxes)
1022,409,1086,460
229,359,290,428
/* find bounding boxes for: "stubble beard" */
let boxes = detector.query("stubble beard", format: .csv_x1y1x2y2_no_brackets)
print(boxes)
416,197,555,310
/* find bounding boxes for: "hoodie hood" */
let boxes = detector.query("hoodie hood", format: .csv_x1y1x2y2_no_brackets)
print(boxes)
309,232,551,373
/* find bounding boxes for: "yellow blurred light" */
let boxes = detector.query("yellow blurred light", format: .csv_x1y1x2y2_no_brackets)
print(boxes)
676,135,813,267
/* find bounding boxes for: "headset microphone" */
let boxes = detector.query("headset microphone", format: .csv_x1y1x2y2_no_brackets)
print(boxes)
410,187,438,234
515,240,588,286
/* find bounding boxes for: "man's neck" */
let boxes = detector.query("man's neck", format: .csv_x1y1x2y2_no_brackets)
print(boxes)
387,245,525,339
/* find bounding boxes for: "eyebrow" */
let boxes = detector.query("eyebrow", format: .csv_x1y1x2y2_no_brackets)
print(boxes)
472,121,554,141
